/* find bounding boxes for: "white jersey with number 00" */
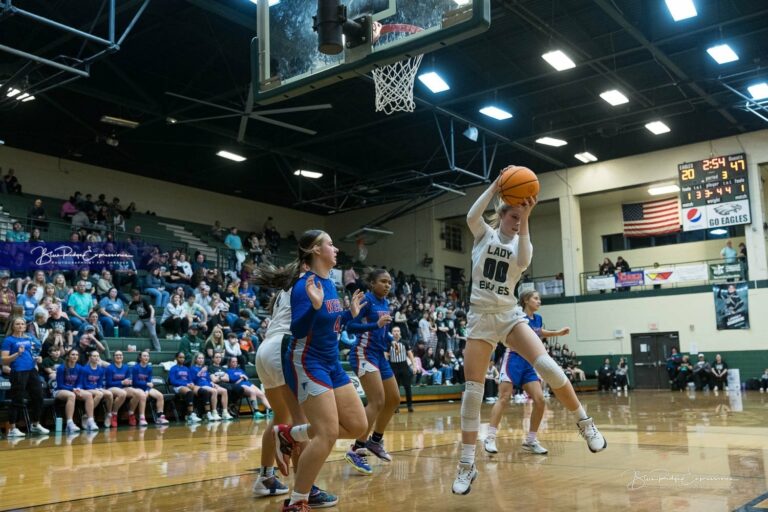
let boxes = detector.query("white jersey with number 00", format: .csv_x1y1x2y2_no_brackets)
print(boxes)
264,289,292,339
470,225,530,311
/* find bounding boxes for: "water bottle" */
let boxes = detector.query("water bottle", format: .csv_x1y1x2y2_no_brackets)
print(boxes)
113,326,119,338
55,417,63,433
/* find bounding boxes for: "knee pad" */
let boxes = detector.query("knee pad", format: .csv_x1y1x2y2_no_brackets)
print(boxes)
185,391,195,405
198,388,210,403
460,381,484,432
534,354,568,389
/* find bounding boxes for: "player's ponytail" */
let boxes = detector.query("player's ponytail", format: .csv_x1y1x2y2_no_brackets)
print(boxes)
487,199,512,229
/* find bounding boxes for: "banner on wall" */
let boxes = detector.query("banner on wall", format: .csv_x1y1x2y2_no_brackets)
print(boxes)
709,262,744,281
535,279,564,297
713,282,749,330
644,263,708,284
586,275,615,291
616,271,645,287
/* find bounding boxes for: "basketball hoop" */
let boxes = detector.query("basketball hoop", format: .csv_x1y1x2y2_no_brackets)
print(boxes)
371,24,424,115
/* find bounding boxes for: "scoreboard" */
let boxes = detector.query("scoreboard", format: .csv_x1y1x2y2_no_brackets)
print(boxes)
678,153,751,231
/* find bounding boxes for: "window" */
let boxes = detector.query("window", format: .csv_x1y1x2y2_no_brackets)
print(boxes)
443,224,463,252
601,225,745,252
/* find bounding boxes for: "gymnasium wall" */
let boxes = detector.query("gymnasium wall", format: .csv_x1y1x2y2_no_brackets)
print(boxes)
0,145,325,235
540,287,768,370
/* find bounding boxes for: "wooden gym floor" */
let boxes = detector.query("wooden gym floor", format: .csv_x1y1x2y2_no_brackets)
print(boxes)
1,390,767,512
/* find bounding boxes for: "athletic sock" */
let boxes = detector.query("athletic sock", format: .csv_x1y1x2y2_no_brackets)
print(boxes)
371,431,384,443
487,426,497,438
289,491,309,505
460,443,476,465
259,466,275,478
573,405,588,421
354,439,367,450
290,424,310,443
525,431,537,444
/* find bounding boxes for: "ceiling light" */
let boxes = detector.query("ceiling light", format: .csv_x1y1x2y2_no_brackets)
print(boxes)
453,0,471,5
16,93,29,100
747,82,768,100
20,95,35,102
463,126,479,142
600,89,629,106
294,170,323,179
100,115,139,128
432,183,466,196
536,137,568,147
417,72,450,93
574,152,598,163
648,184,680,195
664,0,697,21
6,88,20,98
0,140,4,145
166,117,178,124
709,228,728,236
479,106,513,120
707,44,738,64
645,121,670,135
249,0,280,5
217,150,246,162
541,50,576,71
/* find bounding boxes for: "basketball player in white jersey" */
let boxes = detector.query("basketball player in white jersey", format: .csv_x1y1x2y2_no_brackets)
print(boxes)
452,169,606,495
252,263,337,507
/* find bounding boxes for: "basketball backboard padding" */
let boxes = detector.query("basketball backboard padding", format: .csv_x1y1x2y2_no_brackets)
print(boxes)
252,0,490,105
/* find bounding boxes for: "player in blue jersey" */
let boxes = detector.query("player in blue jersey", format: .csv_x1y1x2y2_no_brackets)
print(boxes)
54,348,97,433
225,356,270,410
345,268,400,469
274,229,367,512
484,290,571,455
105,351,141,427
131,350,169,426
168,352,203,424
190,352,221,422
80,350,114,428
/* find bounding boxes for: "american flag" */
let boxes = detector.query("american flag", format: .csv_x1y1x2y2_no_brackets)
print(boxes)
622,197,681,237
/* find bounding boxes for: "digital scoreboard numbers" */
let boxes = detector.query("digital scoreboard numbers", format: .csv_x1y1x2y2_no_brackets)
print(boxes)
679,153,750,231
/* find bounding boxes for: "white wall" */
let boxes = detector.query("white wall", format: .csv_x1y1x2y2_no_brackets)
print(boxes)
540,287,768,356
0,145,325,235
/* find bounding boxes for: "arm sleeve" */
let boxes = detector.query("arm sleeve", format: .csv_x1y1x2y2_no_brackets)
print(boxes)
516,235,533,269
466,183,497,239
290,281,316,339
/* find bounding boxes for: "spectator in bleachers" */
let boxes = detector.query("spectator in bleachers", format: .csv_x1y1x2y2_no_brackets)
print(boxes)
596,358,614,392
167,257,194,297
41,345,63,384
191,252,209,274
54,348,91,433
179,324,204,364
45,304,73,349
568,352,586,381
190,352,222,421
161,293,187,339
128,289,160,351
130,350,170,426
78,323,106,364
711,354,728,391
28,309,50,344
29,227,44,242
720,240,737,264
60,196,78,220
1,317,49,437
226,355,269,412
77,269,98,294
6,221,30,242
204,326,226,363
167,352,203,424
2,168,22,194
177,252,193,279
98,287,132,337
224,332,246,369
143,266,170,308
96,270,116,298
42,330,67,364
122,201,136,220
51,273,70,305
225,227,245,270
208,300,233,337
246,232,262,263
27,198,48,229
0,273,17,331
238,331,255,362
420,346,442,385
113,254,139,291
206,268,224,294
182,293,208,334
194,284,213,313
262,217,280,252
210,220,226,242
18,283,39,322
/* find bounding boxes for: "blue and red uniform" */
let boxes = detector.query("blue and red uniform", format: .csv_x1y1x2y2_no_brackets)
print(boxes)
191,365,213,387
284,271,353,404
347,292,394,380
80,364,106,390
226,367,254,390
105,364,130,388
131,364,153,390
56,364,84,392
500,313,544,386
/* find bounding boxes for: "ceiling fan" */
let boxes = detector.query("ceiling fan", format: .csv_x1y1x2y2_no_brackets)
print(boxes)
164,86,332,138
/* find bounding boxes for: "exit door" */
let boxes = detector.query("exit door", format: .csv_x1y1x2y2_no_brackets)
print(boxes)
630,332,680,389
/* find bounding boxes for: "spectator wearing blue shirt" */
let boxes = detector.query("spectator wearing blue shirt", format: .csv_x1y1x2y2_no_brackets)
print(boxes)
1,317,49,437
67,281,96,331
130,350,169,426
168,352,203,424
98,288,132,337
225,227,246,271
17,284,38,322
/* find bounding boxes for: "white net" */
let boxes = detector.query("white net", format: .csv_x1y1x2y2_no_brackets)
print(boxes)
371,53,424,115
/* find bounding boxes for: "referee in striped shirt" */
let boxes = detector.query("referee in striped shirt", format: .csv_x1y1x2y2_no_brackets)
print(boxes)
387,326,416,412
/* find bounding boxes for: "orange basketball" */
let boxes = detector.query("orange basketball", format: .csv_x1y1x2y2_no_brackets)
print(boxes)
498,165,539,206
